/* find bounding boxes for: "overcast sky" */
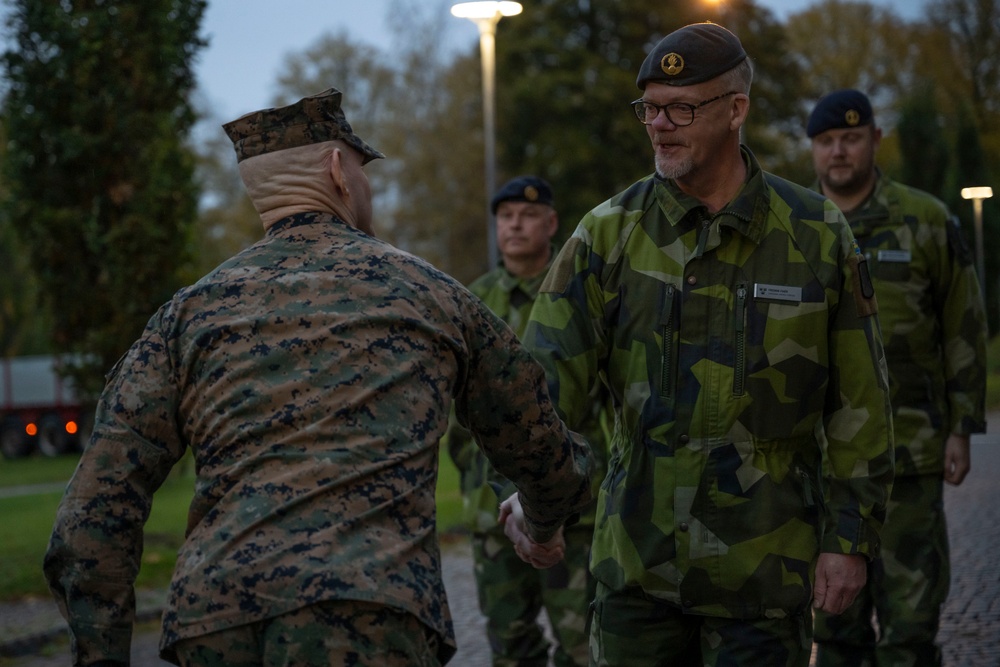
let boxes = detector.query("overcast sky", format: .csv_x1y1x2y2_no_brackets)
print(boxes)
196,0,930,123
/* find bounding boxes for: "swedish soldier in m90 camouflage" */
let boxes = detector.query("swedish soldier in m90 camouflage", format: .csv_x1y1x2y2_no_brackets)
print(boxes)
501,23,894,666
445,176,611,667
43,88,593,667
807,89,987,667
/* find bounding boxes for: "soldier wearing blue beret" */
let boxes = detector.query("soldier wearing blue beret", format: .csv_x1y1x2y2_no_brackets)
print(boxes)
808,89,987,667
503,22,894,667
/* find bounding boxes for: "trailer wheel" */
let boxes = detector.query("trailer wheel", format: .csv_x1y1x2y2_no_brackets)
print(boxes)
38,413,77,457
0,417,33,459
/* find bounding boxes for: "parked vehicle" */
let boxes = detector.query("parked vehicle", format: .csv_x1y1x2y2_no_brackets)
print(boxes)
0,355,91,459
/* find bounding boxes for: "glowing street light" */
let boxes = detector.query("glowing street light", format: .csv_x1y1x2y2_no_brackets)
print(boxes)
451,2,523,270
961,186,994,295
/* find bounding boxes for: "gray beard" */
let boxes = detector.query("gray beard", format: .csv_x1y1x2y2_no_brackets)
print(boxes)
655,154,694,181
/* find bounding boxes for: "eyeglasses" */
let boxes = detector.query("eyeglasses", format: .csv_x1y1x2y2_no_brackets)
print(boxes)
630,91,739,126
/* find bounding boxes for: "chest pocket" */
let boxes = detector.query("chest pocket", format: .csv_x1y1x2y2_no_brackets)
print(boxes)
871,248,912,282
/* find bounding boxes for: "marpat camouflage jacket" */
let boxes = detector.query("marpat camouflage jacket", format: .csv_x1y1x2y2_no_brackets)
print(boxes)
44,212,592,665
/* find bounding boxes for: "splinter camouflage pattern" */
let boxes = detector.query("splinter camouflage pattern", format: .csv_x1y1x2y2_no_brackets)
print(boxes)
818,171,986,475
812,172,986,665
43,212,592,666
524,147,894,619
446,258,611,666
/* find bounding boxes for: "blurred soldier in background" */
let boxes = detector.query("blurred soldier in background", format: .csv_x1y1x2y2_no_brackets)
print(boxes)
447,175,609,667
43,88,592,667
808,88,987,667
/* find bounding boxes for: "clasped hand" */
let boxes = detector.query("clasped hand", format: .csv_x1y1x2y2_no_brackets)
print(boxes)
498,494,565,569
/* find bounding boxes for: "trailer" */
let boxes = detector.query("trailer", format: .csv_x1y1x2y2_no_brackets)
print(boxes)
0,355,91,459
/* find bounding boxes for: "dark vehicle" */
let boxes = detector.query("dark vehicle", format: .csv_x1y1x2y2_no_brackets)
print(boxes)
0,355,91,459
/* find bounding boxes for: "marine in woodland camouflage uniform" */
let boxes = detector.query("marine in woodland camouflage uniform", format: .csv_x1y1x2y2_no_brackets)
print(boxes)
446,176,609,667
807,89,987,667
506,24,894,666
43,88,593,667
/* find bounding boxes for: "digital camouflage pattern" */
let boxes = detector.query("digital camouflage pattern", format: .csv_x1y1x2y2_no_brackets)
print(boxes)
524,147,894,620
173,598,441,667
812,172,986,665
446,259,610,666
43,212,592,666
222,87,384,164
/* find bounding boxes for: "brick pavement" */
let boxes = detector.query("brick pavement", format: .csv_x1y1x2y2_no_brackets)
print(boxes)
3,426,998,666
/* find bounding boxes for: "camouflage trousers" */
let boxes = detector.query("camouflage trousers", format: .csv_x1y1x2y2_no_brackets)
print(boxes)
472,525,595,667
814,473,949,667
172,599,448,667
589,581,812,666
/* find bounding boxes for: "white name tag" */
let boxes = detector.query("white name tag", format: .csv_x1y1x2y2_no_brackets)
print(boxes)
878,249,912,263
753,284,802,303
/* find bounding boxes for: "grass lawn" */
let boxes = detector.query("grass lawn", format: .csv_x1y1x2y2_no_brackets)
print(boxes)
0,448,464,602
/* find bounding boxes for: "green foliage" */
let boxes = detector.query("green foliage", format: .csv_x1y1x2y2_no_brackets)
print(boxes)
896,88,950,199
0,0,207,397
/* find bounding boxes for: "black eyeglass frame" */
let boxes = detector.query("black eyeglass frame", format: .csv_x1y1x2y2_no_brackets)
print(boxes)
629,91,740,126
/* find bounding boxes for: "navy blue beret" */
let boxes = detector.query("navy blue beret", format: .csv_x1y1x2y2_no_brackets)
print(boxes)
491,176,554,214
807,89,874,138
636,22,747,89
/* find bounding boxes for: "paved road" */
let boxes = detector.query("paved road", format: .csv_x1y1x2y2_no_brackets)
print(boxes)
4,432,999,666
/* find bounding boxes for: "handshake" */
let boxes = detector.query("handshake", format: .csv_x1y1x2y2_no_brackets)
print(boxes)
498,494,566,569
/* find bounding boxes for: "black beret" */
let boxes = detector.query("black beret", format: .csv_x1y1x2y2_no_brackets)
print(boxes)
222,87,384,164
636,22,747,89
491,176,554,215
807,89,874,138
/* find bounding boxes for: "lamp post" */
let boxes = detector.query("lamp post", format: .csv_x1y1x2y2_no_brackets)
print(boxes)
451,1,523,270
961,186,994,295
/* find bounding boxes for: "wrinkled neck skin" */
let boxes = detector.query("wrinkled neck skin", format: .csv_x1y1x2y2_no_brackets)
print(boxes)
239,147,354,231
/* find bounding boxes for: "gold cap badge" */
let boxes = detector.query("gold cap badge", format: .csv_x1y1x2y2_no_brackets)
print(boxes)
660,53,685,76
845,110,861,126
523,185,539,202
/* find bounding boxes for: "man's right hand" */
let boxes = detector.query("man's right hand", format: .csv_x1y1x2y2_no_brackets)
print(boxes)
498,494,565,569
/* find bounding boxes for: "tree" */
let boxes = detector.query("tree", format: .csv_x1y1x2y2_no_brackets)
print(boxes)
896,88,950,199
491,0,803,235
270,2,488,282
1,0,206,397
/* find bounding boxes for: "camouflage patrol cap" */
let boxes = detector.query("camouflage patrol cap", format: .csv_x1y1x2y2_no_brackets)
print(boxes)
222,87,385,164
807,89,874,138
636,22,747,89
491,175,554,214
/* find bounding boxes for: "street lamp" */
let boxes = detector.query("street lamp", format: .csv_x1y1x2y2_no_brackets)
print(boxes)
961,186,994,295
451,1,523,270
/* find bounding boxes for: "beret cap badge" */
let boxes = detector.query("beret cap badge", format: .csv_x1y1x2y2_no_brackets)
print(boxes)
661,53,685,76
845,110,861,126
524,185,539,202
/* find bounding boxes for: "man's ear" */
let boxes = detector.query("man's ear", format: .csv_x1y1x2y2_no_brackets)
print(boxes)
329,147,348,198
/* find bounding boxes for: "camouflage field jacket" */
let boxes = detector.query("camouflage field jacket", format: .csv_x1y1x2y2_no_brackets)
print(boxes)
447,259,610,533
814,172,987,476
525,148,894,619
44,212,592,666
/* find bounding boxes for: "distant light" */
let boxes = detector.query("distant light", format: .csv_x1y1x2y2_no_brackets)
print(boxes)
451,2,523,20
962,187,994,200
65,421,78,435
25,423,37,436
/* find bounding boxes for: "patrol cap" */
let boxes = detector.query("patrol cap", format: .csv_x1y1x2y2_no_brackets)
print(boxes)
222,87,385,164
636,22,747,89
491,176,554,214
807,89,874,138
